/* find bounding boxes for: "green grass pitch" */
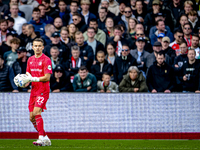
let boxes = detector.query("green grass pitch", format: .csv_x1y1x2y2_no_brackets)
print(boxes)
0,140,199,150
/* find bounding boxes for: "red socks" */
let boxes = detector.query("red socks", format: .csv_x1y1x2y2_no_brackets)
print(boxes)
32,121,38,131
35,115,45,136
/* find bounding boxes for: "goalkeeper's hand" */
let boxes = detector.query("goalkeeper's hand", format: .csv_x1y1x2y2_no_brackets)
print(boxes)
14,74,20,87
22,72,40,83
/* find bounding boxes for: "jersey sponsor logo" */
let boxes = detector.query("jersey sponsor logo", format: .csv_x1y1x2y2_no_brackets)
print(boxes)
30,62,33,64
36,96,44,105
48,65,51,70
31,68,42,72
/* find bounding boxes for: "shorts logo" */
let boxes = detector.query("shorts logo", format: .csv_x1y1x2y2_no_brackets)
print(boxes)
36,96,44,105
48,65,51,70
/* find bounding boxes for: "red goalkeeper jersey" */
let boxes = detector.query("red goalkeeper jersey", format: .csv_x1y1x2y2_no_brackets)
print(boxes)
26,54,52,96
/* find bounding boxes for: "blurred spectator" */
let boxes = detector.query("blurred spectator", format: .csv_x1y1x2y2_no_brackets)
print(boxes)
188,10,199,31
73,66,97,92
75,31,94,69
179,0,193,17
27,0,39,8
83,19,106,46
62,1,79,26
38,4,54,24
63,45,87,83
133,0,146,23
135,23,144,33
50,46,63,69
105,42,117,65
28,7,46,36
127,17,138,38
7,17,16,32
41,24,55,46
43,32,69,60
0,19,9,44
98,7,107,30
146,51,175,93
150,19,174,46
97,73,118,92
169,29,184,56
18,23,28,46
60,27,71,46
25,24,40,56
73,13,87,33
130,0,136,11
103,17,114,41
67,23,77,42
50,0,58,10
80,0,96,25
183,23,193,47
91,50,112,81
42,0,59,19
130,37,150,73
19,0,33,22
53,17,63,32
12,46,28,75
108,0,119,16
99,0,115,18
0,55,18,92
119,66,148,92
0,32,13,56
118,6,135,32
113,44,137,84
189,34,200,59
175,14,188,32
179,49,200,93
167,0,183,21
157,33,165,43
10,4,27,35
146,41,172,70
113,1,126,25
50,64,72,92
0,0,9,18
162,36,176,64
57,0,68,19
3,37,20,67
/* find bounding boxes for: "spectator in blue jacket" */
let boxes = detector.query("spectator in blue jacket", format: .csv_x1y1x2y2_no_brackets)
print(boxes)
28,7,46,36
150,19,174,46
38,4,54,24
73,66,97,92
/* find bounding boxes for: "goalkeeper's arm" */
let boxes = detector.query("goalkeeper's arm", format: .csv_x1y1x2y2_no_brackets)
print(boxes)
25,72,51,82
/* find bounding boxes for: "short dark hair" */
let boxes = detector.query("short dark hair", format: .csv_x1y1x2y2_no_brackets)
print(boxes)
42,0,50,3
97,50,105,55
192,34,199,39
183,22,192,29
89,18,98,24
102,72,110,77
33,38,44,45
33,7,40,13
122,44,129,48
179,41,187,46
100,7,107,12
38,4,45,8
114,25,122,32
59,0,66,4
157,51,165,57
27,24,35,31
71,1,79,5
87,27,95,32
156,19,164,26
0,19,8,25
73,12,81,17
10,37,20,44
0,55,4,60
175,29,183,34
79,66,88,71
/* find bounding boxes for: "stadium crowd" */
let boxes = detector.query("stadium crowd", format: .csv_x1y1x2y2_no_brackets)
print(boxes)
0,0,200,93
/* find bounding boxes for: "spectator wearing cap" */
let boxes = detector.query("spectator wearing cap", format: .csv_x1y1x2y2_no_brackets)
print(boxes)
41,24,55,46
108,0,120,16
145,41,172,70
73,66,97,92
119,66,148,92
50,64,73,92
189,34,200,59
75,31,94,70
25,24,40,56
146,51,176,93
113,44,137,84
81,0,96,26
62,1,80,26
38,4,54,24
3,37,20,67
28,8,46,36
0,19,10,45
0,32,14,56
83,19,106,46
118,6,135,32
10,4,27,35
162,36,176,63
130,37,150,73
43,31,70,61
72,13,88,33
150,19,174,46
99,0,115,18
12,46,28,76
157,33,165,43
0,55,19,92
19,0,33,22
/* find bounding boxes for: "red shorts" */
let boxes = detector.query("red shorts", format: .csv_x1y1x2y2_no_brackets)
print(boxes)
28,93,49,112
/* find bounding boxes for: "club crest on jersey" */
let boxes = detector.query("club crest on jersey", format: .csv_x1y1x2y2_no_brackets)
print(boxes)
39,62,42,65
30,62,33,64
48,65,51,70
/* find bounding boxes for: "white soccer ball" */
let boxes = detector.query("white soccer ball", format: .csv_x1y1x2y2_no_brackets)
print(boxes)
17,74,28,88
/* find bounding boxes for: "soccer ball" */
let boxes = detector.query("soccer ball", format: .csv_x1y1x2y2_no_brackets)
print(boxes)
15,74,28,88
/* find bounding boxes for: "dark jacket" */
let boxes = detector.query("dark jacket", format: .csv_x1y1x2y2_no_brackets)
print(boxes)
91,60,113,81
25,34,40,57
12,58,28,75
173,54,188,72
86,40,105,59
0,42,11,56
43,42,70,61
119,72,148,92
73,73,97,92
28,19,46,36
76,20,88,33
163,47,176,64
50,65,72,92
0,64,18,91
18,33,27,47
98,18,106,30
178,60,200,92
113,54,137,84
40,15,54,24
82,12,96,26
146,61,176,92
41,34,51,46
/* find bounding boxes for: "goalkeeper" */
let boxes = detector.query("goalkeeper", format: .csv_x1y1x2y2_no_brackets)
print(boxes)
14,38,52,146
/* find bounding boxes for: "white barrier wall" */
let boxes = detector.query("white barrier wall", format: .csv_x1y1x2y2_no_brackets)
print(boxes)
0,93,200,132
